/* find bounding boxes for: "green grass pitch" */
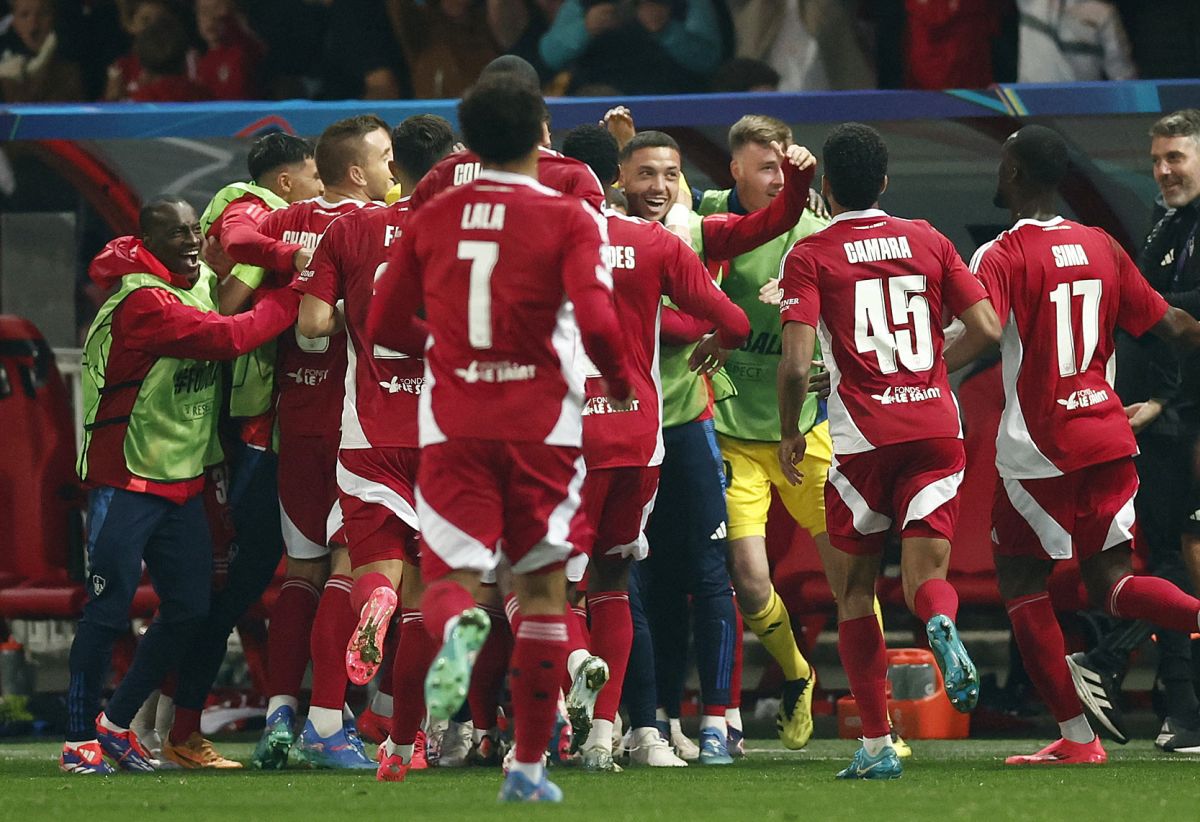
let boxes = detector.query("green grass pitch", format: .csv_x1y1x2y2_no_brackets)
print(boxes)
3,738,1196,821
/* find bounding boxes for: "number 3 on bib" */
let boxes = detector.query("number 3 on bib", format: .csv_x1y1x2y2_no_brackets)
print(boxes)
854,275,933,374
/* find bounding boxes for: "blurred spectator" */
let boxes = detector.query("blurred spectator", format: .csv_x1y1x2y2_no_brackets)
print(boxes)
318,0,404,100
486,0,562,83
242,0,328,98
0,0,85,102
130,12,211,101
388,0,499,98
1017,0,1135,82
727,0,873,90
1116,0,1200,79
711,57,780,92
195,0,265,99
904,0,1002,89
104,0,177,101
539,0,723,94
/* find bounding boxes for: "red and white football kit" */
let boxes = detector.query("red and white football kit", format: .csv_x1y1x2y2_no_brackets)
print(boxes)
409,146,605,211
970,216,1169,561
578,213,753,567
299,199,425,567
781,208,989,554
368,170,631,582
257,197,370,558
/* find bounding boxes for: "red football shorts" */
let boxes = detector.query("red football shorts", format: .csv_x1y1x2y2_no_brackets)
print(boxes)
278,433,343,559
337,446,421,567
577,465,660,562
992,457,1138,561
417,439,586,582
825,438,966,555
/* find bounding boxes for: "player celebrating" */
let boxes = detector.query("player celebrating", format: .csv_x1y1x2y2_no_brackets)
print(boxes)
231,115,395,771
945,124,1200,766
296,114,457,781
367,78,632,802
778,123,1000,779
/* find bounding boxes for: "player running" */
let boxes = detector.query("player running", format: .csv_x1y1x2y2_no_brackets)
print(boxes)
367,78,632,802
296,114,457,781
945,124,1200,766
778,123,1001,779
232,115,395,770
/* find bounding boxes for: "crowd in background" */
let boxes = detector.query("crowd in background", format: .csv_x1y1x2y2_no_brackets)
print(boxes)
0,0,1197,104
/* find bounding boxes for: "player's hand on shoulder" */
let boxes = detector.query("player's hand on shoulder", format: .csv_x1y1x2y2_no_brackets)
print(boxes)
758,277,783,306
778,433,807,486
806,188,830,219
688,332,730,377
293,246,314,273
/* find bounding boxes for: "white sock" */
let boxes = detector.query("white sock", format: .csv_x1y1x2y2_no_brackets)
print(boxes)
863,734,891,757
725,707,743,732
371,692,394,718
567,649,590,680
132,690,160,733
1059,714,1096,744
588,719,614,752
443,615,461,644
98,713,128,734
342,703,355,722
308,706,343,738
154,694,174,739
472,727,486,745
700,714,724,732
396,743,414,764
510,758,545,782
655,707,668,725
266,695,299,717
668,717,685,736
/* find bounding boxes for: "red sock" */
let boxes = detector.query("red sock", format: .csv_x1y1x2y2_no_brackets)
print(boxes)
170,706,201,744
730,606,744,710
511,613,569,764
468,606,513,731
838,614,890,739
1006,592,1083,722
421,579,476,642
587,591,632,724
913,578,960,623
160,671,177,699
267,577,320,698
376,611,401,698
504,593,522,635
390,609,438,746
309,574,356,710
1108,574,1200,632
351,572,395,615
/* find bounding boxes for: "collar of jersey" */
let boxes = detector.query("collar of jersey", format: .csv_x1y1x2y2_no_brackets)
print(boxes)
476,169,540,187
1011,215,1065,230
831,208,888,224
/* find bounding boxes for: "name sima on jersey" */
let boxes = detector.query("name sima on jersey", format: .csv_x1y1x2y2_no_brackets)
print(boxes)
844,236,912,264
1052,244,1090,268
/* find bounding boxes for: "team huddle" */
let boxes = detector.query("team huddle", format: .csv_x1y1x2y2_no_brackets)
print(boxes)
57,54,1200,800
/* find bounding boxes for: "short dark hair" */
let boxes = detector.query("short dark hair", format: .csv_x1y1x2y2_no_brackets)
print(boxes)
562,125,619,186
390,115,456,183
315,114,390,186
458,78,546,165
139,194,192,234
247,133,315,182
1150,109,1200,143
619,130,680,163
823,123,888,210
478,55,541,90
1007,125,1069,190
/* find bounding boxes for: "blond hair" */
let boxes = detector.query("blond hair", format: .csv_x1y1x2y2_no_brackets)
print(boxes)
728,115,792,153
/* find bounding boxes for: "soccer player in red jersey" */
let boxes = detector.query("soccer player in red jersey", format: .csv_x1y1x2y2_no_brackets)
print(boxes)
407,58,604,212
297,114,457,781
945,125,1200,766
367,78,631,802
223,115,395,771
778,123,1003,779
561,124,824,768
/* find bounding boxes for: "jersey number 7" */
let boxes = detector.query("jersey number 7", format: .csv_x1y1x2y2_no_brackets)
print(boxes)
459,240,500,350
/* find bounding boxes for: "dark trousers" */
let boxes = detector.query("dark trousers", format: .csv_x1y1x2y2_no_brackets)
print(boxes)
67,488,212,740
173,446,284,711
642,418,736,711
